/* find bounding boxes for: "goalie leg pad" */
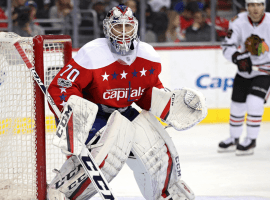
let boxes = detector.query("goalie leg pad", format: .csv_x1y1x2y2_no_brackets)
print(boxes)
150,87,207,131
127,110,195,200
48,111,135,200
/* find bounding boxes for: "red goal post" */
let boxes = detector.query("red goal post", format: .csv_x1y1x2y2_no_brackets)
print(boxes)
0,33,72,199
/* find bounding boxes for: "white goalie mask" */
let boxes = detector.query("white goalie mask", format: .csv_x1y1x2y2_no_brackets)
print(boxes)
245,0,265,9
103,5,139,55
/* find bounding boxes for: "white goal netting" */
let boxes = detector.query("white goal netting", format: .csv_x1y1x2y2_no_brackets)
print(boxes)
0,33,70,200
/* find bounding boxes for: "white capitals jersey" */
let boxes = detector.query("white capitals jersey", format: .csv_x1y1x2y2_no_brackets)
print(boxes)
221,12,270,78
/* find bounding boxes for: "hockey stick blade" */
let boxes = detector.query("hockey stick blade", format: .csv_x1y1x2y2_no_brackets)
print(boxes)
252,66,270,75
12,39,118,200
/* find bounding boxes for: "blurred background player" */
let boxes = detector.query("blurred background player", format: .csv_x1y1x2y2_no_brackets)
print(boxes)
218,0,270,156
47,4,203,200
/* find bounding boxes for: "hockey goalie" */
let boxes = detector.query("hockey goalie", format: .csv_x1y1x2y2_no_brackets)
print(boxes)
47,4,207,200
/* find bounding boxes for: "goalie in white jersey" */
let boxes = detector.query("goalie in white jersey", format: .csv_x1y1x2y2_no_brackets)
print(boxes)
218,0,270,155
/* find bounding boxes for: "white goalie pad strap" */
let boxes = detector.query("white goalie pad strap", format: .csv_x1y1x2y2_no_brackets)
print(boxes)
127,110,185,200
151,87,207,131
49,111,135,200
53,95,98,155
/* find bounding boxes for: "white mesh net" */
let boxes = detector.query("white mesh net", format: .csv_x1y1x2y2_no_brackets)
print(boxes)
0,33,69,200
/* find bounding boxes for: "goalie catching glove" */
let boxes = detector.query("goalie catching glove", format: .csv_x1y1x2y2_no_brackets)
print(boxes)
150,87,207,131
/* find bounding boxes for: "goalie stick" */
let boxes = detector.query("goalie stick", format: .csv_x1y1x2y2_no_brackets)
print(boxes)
5,34,117,200
252,65,270,75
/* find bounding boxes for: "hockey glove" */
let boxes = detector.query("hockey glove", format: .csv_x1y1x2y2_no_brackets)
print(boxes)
232,51,252,74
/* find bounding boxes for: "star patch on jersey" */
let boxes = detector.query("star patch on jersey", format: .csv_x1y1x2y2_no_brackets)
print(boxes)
131,69,138,77
149,67,155,75
60,101,67,107
120,70,128,79
140,68,147,76
226,29,233,39
101,67,156,81
60,94,67,101
111,71,119,80
102,72,110,81
59,87,67,93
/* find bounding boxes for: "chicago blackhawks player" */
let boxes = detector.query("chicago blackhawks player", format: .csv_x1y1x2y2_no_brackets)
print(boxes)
219,0,270,155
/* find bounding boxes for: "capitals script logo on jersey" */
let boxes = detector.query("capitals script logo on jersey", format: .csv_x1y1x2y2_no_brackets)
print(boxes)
103,87,145,101
99,66,156,102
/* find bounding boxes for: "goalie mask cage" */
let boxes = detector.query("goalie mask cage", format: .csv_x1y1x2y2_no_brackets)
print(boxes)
0,34,72,200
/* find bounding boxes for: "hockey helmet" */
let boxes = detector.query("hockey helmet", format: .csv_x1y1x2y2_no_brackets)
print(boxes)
245,0,265,9
103,4,138,55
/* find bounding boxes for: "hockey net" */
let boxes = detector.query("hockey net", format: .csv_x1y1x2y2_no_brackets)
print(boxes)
0,33,72,200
